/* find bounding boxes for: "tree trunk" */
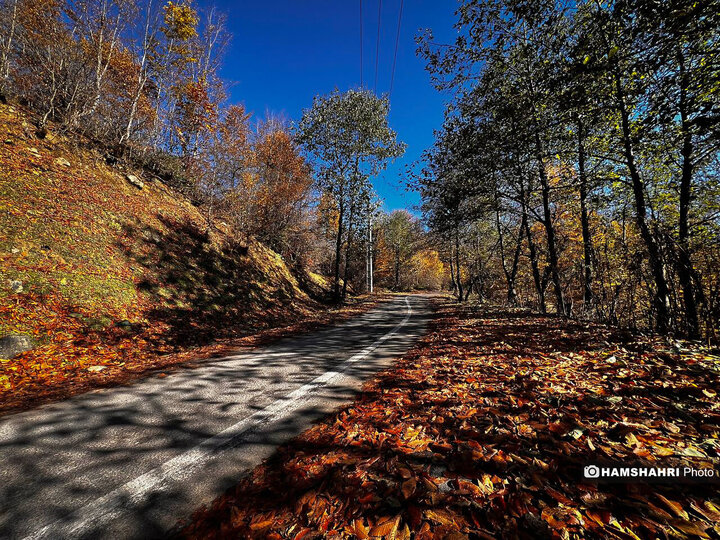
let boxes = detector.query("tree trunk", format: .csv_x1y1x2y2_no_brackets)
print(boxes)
521,196,545,313
613,69,671,332
449,255,457,297
507,218,523,306
536,148,565,316
495,205,521,305
341,200,356,300
394,247,400,290
676,49,700,339
333,199,345,302
577,118,594,310
455,225,463,302
0,0,18,96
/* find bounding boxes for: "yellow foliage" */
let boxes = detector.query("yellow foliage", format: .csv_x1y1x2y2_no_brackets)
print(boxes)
163,1,199,41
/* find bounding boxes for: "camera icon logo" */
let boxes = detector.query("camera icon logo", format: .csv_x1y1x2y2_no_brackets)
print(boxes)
584,465,600,479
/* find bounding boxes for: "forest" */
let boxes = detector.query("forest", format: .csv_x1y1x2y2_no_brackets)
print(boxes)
414,0,719,342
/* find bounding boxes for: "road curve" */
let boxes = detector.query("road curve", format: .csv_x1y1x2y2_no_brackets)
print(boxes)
0,294,432,539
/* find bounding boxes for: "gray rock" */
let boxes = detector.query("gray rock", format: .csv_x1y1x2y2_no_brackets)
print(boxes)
125,174,144,189
115,320,133,331
86,316,112,331
86,365,106,373
54,157,71,167
9,280,23,293
0,335,35,359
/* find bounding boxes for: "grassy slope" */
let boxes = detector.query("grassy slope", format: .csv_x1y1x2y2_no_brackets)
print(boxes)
0,103,326,400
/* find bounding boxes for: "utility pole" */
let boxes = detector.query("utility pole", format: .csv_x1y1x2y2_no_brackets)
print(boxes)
366,211,374,294
369,213,374,293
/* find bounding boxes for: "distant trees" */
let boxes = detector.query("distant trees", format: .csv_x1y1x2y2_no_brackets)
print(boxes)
416,0,720,339
298,90,405,301
381,210,423,290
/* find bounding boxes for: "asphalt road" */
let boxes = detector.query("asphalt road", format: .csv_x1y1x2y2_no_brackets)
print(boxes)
0,294,432,539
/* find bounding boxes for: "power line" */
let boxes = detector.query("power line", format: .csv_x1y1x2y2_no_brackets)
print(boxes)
374,0,382,93
389,0,404,97
360,0,363,88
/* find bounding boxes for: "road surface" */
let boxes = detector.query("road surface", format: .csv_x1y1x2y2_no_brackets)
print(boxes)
0,295,432,539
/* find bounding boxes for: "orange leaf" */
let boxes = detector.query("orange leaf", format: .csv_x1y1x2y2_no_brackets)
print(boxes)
369,515,400,538
656,494,689,520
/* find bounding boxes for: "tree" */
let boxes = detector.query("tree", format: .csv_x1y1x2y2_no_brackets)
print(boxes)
298,89,405,301
382,210,422,290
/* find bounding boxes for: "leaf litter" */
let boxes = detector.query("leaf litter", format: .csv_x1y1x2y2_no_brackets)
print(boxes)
177,299,720,539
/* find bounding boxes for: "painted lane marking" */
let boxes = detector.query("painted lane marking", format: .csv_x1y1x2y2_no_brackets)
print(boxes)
24,297,413,539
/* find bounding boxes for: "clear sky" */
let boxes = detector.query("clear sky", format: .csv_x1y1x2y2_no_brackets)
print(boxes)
200,0,458,213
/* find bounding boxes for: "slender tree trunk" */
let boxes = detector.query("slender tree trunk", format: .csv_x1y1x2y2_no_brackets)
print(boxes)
613,69,671,332
449,255,457,297
508,212,524,305
522,200,545,313
464,280,473,302
0,0,18,96
121,1,154,145
510,116,543,312
455,224,463,302
342,200,356,300
495,206,521,305
394,247,400,290
676,49,700,339
536,147,565,316
333,198,345,302
522,71,564,315
577,118,594,310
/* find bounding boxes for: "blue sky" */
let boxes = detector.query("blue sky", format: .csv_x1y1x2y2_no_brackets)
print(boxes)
201,0,458,213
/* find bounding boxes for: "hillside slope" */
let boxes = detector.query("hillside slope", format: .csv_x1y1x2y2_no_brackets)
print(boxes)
0,103,332,409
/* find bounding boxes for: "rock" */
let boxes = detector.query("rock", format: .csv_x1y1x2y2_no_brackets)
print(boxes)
125,174,144,189
54,157,71,167
0,335,35,359
86,316,112,331
115,320,133,331
438,480,454,493
9,280,23,293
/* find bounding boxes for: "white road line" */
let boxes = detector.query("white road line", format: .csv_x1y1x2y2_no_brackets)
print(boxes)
24,297,413,540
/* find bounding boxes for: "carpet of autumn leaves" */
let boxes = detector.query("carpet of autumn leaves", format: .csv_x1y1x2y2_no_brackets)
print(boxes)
177,300,720,540
0,102,364,414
